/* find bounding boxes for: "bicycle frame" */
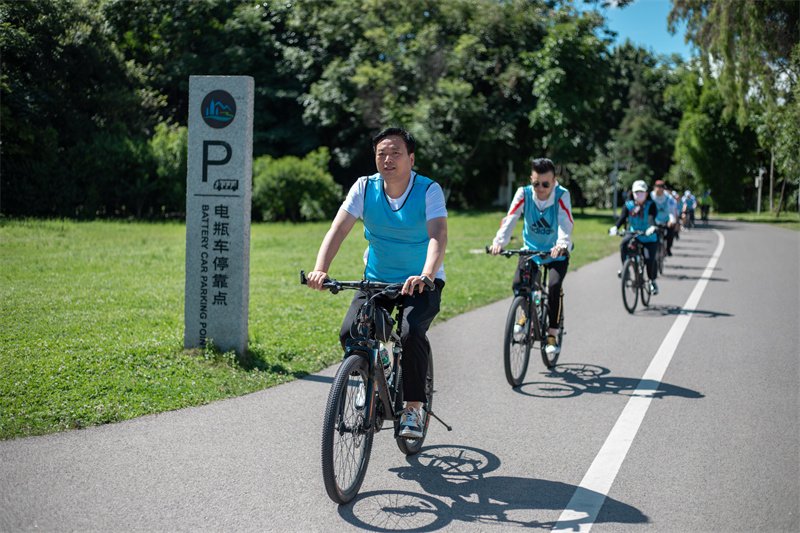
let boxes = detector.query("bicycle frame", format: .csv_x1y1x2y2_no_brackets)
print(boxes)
301,271,407,434
515,255,548,342
343,301,405,435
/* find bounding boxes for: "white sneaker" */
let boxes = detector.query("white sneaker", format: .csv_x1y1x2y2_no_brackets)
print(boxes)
398,407,423,438
545,335,560,356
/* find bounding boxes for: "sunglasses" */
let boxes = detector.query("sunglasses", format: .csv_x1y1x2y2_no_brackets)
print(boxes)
532,181,551,189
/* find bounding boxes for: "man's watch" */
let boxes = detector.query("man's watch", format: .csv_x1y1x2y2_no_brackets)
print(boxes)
420,275,435,290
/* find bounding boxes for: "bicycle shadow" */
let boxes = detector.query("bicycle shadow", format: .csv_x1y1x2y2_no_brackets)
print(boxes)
515,363,704,400
636,304,733,318
659,272,729,282
337,444,648,531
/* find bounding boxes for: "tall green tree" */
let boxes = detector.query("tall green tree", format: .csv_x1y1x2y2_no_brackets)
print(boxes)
669,0,799,210
667,71,759,212
608,42,682,189
1,0,157,217
102,0,318,157
294,0,612,208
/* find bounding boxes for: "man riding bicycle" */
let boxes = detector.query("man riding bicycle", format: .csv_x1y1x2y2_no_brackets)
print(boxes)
650,179,677,256
681,190,697,229
609,179,660,295
488,158,573,357
306,127,447,439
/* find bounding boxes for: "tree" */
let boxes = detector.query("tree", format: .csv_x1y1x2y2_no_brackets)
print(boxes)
0,0,157,217
102,0,319,158
607,42,683,189
669,0,799,212
667,72,760,212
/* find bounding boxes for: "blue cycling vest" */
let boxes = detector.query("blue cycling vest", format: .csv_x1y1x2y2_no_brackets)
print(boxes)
522,185,569,265
362,173,433,283
650,192,672,224
625,199,658,243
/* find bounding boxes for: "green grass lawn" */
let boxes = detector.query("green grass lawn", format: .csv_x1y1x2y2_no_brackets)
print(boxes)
711,210,800,232
1,210,618,439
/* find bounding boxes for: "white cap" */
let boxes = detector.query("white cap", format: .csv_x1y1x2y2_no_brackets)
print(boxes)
632,180,648,192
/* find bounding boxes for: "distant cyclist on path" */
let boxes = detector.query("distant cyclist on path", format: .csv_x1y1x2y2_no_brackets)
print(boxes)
651,179,677,256
609,179,660,295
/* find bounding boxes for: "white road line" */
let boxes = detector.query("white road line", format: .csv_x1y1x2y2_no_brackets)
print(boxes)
553,229,726,533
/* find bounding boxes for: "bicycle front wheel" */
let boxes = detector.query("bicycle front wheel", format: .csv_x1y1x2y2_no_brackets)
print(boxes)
503,295,532,387
396,346,433,456
321,355,374,504
621,258,639,314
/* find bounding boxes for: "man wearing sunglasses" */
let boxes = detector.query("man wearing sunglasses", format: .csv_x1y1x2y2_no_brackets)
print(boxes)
488,158,573,357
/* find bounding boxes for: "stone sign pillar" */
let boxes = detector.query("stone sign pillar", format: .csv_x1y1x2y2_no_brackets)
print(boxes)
184,76,254,355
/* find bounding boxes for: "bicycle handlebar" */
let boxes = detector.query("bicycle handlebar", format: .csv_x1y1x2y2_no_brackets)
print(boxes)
613,229,647,237
300,270,425,296
484,246,565,259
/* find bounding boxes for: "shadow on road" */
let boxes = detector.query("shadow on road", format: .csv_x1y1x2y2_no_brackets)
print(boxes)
635,304,733,318
514,363,704,400
338,444,648,531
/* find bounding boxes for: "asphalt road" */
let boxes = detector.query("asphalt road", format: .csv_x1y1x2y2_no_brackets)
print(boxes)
1,220,798,532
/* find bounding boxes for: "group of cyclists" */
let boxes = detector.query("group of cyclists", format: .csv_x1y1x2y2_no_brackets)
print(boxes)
305,126,707,440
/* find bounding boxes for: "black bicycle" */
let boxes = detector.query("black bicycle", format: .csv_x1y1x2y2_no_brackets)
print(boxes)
617,230,653,313
301,271,450,505
487,248,565,387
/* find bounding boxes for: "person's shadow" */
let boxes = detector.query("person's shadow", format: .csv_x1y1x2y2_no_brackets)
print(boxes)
515,363,705,399
338,445,648,531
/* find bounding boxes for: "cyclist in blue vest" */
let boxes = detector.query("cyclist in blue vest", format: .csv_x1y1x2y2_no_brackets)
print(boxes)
306,127,447,439
609,180,659,295
650,179,677,256
488,158,574,357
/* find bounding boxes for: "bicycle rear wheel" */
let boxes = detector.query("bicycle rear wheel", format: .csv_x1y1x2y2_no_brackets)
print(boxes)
621,258,639,314
396,346,433,456
503,295,532,387
640,258,651,307
321,355,373,504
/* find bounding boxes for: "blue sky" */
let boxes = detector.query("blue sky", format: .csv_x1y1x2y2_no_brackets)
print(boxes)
596,0,694,60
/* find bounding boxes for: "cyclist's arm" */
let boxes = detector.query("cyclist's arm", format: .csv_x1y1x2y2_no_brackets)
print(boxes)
491,187,525,252
308,209,357,290
555,189,574,255
614,203,630,229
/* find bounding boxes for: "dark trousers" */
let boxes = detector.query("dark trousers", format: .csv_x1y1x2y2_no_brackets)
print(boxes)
513,258,568,330
665,225,675,253
339,280,444,402
620,235,658,280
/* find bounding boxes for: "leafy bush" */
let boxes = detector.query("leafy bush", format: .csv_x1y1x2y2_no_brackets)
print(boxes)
149,122,188,216
252,148,343,222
